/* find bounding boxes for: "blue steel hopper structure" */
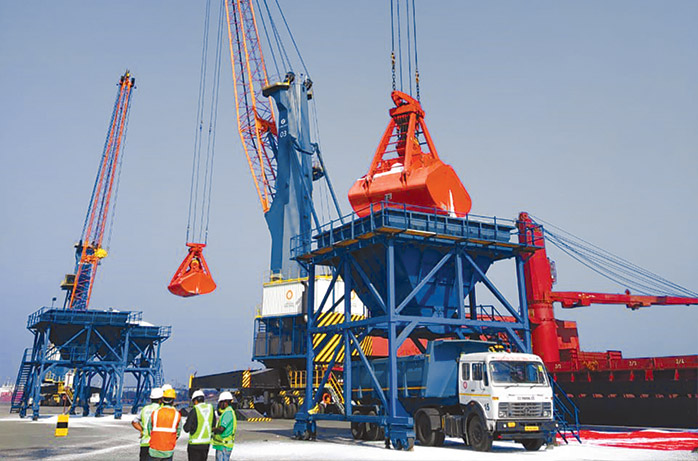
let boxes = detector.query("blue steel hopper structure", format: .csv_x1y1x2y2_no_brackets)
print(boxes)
10,72,171,420
11,308,170,419
291,202,545,448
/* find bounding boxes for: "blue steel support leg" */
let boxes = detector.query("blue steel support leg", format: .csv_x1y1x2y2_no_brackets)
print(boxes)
387,239,398,446
32,327,51,420
115,329,130,419
515,255,532,352
294,262,316,439
343,257,352,418
456,250,465,321
384,240,414,449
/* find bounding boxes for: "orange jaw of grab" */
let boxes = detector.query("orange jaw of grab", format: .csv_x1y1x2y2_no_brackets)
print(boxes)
348,91,472,218
168,243,217,297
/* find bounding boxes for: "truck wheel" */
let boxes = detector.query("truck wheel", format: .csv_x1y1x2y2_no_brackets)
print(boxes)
415,411,437,446
363,411,381,441
351,411,365,440
522,438,545,451
433,431,445,447
467,415,493,452
391,437,414,451
270,401,283,419
284,402,297,419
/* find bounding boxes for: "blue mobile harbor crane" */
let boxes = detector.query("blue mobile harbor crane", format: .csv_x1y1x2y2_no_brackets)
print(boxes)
188,0,349,418
188,0,573,451
10,72,170,420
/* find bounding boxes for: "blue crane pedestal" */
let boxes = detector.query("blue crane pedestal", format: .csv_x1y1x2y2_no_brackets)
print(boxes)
10,307,170,420
290,203,544,449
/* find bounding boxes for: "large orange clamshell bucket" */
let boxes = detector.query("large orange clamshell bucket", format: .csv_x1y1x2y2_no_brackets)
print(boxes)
348,91,471,218
168,243,217,297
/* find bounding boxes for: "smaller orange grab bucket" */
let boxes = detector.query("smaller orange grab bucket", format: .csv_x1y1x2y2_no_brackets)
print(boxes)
168,243,216,297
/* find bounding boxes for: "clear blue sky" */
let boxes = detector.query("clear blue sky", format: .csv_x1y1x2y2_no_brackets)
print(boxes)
1,1,696,386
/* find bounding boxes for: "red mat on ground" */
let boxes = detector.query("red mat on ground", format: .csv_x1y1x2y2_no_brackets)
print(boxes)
558,430,698,451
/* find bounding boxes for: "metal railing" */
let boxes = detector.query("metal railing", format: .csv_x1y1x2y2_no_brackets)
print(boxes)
550,376,582,443
291,200,544,258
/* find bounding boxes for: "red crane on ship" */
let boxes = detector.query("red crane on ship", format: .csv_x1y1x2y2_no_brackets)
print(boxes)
517,212,698,364
61,71,135,310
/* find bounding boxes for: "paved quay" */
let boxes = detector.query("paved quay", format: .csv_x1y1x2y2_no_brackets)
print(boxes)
0,405,694,460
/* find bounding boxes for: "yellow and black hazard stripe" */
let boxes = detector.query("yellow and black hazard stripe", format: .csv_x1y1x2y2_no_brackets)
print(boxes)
242,369,251,388
312,313,373,363
55,414,69,437
246,417,272,422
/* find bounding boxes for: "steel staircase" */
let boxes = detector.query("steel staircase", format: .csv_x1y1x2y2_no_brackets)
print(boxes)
326,372,345,415
550,376,581,443
10,349,33,413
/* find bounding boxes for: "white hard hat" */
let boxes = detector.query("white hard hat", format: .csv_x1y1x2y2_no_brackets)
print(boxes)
150,387,163,399
218,391,234,402
191,390,205,401
161,384,173,391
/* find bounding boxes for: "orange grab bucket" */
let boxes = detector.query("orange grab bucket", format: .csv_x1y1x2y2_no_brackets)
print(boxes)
168,243,217,297
348,91,471,218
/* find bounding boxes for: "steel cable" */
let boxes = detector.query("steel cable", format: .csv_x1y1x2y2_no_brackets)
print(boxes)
532,215,698,297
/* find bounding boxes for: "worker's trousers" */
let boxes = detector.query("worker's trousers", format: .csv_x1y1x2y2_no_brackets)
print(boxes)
187,444,210,461
214,446,233,461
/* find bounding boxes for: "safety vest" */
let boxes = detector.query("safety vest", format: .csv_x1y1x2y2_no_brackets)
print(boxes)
189,402,214,445
150,405,181,453
139,402,160,447
212,406,236,450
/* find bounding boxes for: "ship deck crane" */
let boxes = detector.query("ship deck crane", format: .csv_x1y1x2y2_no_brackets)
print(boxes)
517,212,698,363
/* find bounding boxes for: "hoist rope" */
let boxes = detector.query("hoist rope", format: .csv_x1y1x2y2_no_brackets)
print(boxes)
274,0,309,77
411,0,420,100
390,1,396,91
531,215,698,298
405,0,412,96
201,0,225,244
254,0,281,78
390,0,420,98
187,0,213,243
186,0,223,244
262,0,293,76
82,88,121,241
396,0,403,91
105,100,130,251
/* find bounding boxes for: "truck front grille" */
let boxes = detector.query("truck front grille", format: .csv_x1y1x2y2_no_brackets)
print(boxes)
499,402,551,418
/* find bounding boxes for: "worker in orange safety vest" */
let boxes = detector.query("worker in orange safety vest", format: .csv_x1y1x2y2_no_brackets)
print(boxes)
148,386,183,460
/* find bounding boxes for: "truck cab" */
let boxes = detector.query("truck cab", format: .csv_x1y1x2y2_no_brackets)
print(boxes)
457,351,555,451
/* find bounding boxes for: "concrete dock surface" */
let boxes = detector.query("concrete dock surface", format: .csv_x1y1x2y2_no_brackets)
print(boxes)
0,405,694,460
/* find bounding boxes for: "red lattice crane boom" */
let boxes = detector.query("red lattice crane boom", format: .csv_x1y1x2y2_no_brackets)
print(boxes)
225,0,277,213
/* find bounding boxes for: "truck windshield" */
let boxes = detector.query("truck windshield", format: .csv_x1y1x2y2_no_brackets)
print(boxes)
489,361,547,385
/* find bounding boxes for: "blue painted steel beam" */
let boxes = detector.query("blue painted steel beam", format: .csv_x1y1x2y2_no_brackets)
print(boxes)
343,257,352,415
461,251,524,324
313,260,342,323
515,255,532,352
349,254,387,313
348,330,389,410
